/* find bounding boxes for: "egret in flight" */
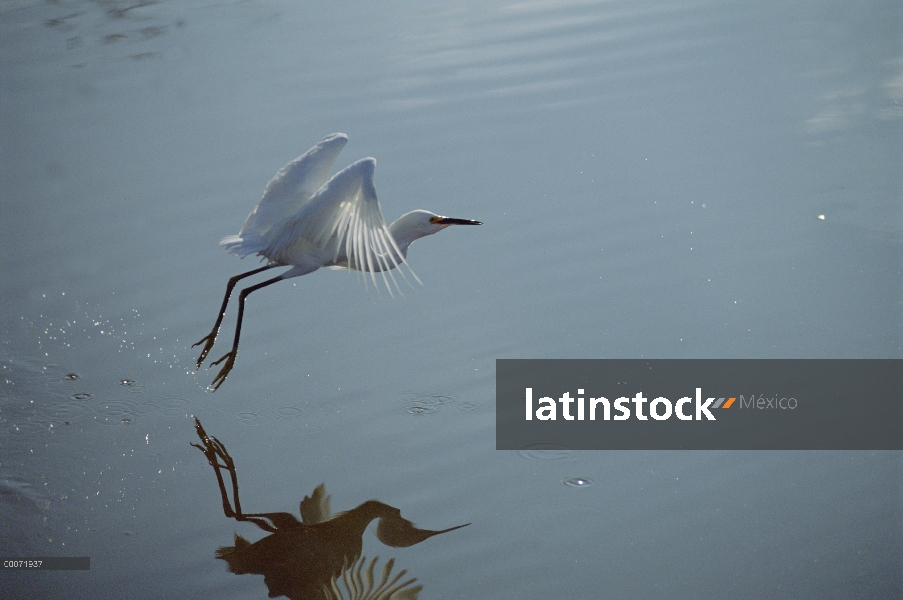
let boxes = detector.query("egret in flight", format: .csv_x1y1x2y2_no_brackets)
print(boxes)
194,133,482,389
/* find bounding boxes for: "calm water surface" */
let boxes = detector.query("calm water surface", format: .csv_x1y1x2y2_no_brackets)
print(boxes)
2,0,901,598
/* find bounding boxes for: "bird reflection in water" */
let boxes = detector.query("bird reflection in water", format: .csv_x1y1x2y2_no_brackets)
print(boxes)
192,418,469,599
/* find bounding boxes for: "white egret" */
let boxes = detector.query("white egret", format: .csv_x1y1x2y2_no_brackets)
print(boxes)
194,133,482,389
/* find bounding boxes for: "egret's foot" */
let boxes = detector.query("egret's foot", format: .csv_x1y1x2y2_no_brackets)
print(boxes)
192,332,218,370
209,350,237,390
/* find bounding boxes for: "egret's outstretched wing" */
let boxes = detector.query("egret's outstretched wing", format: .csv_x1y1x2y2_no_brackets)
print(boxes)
265,157,417,296
238,133,349,238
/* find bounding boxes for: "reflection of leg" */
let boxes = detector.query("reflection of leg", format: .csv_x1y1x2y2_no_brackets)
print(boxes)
193,265,278,369
191,418,238,519
209,275,284,390
191,418,284,532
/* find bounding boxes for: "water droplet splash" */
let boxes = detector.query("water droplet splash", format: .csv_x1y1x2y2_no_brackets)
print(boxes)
562,477,594,488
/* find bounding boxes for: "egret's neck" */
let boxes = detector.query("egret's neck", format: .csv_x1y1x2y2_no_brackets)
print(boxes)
388,217,425,257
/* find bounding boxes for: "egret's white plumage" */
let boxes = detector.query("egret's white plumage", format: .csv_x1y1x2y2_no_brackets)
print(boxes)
235,132,350,240
222,155,413,295
194,133,481,389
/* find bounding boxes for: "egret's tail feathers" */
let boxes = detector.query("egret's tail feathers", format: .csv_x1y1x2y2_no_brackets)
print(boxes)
220,234,267,257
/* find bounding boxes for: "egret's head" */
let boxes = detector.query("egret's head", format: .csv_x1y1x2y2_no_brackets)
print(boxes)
391,209,482,243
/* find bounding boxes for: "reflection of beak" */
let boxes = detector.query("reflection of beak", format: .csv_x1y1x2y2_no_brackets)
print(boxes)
376,512,471,547
436,217,483,225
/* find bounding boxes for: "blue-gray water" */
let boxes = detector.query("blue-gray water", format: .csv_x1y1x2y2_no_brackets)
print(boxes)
1,0,901,598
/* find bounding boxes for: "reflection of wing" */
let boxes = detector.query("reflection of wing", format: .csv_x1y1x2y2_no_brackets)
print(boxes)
238,133,349,238
300,483,333,525
322,556,421,600
264,157,414,295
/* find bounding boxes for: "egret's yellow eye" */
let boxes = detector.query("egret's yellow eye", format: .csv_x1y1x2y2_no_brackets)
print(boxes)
429,216,442,224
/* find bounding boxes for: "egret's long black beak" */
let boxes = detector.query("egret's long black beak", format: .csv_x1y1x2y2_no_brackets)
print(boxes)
436,217,483,225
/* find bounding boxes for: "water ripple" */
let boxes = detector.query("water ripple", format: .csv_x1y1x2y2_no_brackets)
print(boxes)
35,397,93,424
454,401,481,411
118,379,147,393
403,402,438,416
276,406,307,418
94,400,154,421
562,476,595,488
400,392,462,416
6,421,55,436
154,396,190,412
236,412,266,427
516,441,574,461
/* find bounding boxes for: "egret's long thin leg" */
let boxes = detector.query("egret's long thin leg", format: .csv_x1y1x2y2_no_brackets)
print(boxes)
209,274,284,390
193,264,278,369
